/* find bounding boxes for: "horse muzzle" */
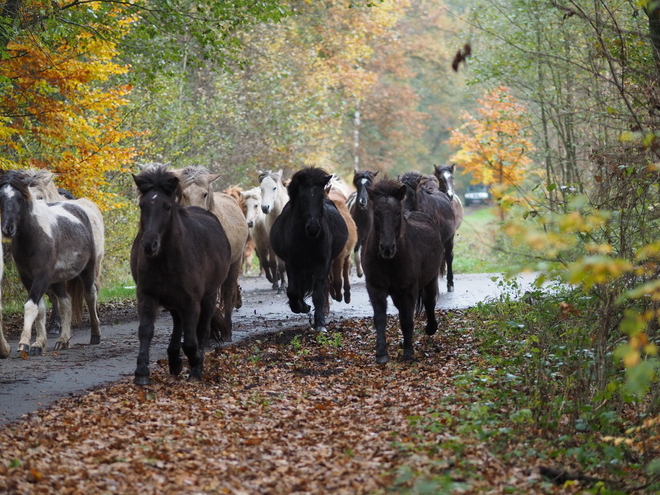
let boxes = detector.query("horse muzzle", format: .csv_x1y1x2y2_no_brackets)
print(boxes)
141,238,161,257
1,224,16,238
261,205,271,214
358,197,368,208
379,243,396,259
247,220,254,228
305,221,322,239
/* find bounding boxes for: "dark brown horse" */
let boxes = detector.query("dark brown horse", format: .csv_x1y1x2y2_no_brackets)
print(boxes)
399,171,457,292
347,170,378,277
362,178,444,363
270,167,348,332
131,167,231,386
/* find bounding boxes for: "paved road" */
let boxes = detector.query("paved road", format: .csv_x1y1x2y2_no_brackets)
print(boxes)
0,271,541,425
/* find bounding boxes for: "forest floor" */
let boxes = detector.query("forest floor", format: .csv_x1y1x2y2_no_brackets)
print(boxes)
0,300,645,494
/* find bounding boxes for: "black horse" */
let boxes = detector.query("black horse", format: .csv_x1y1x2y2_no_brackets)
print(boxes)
347,170,378,278
399,171,457,292
270,167,348,332
131,167,231,386
362,178,444,363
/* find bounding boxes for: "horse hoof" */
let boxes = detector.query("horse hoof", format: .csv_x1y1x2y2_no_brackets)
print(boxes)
0,347,10,359
18,343,30,354
301,303,311,313
47,326,60,336
54,341,70,351
90,335,101,345
376,354,389,364
345,293,351,304
402,352,414,361
447,285,454,293
317,326,328,333
134,375,151,386
29,346,43,356
425,325,437,336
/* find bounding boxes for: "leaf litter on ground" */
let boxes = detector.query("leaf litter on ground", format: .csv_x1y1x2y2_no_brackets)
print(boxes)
0,309,645,494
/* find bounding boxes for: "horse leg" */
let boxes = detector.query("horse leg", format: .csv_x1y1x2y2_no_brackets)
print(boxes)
276,256,287,293
354,242,364,278
367,286,389,363
80,269,101,345
393,293,416,361
423,278,440,336
190,295,215,382
52,283,72,351
330,258,342,302
286,267,310,314
47,290,62,336
311,272,328,332
445,238,454,292
342,255,352,304
134,297,159,386
221,260,241,342
181,306,203,382
0,244,7,359
18,276,48,354
166,311,184,377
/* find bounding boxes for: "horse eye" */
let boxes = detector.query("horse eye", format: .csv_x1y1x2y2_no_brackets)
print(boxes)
204,192,208,198
273,187,276,191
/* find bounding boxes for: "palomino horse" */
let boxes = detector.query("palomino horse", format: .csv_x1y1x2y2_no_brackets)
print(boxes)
326,177,357,304
224,184,257,273
433,164,464,230
24,169,103,334
0,170,104,355
270,167,348,333
362,178,444,363
347,170,378,278
400,171,457,292
259,170,288,290
131,167,231,385
171,166,248,342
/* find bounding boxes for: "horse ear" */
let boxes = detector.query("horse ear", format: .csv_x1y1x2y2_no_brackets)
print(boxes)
450,163,456,173
208,173,222,184
433,164,440,173
258,171,267,182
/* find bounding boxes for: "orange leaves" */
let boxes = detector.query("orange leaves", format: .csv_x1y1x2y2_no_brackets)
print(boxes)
447,86,536,189
0,8,136,208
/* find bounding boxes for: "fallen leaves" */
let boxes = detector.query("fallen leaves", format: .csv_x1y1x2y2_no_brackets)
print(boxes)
0,312,632,494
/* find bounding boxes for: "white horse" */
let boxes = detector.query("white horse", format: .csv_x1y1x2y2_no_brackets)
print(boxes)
241,187,282,288
259,170,289,290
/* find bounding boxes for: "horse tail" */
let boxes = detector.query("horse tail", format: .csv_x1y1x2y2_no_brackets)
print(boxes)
210,306,230,344
67,277,85,326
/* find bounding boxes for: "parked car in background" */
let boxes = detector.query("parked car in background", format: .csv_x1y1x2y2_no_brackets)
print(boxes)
464,184,492,206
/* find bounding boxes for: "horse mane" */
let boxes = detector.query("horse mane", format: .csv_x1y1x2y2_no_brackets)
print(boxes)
176,165,213,188
0,170,32,199
368,178,406,202
242,186,261,201
287,167,331,199
134,167,183,204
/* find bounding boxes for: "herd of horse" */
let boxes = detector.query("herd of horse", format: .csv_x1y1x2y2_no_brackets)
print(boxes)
0,163,463,384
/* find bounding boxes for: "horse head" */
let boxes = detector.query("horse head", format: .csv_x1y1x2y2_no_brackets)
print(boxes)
172,166,220,211
133,168,182,257
241,187,262,229
433,164,457,199
0,170,32,239
259,170,284,215
368,179,406,259
353,170,378,209
288,167,332,239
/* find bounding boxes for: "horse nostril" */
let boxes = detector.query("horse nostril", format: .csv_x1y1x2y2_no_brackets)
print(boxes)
261,205,270,214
